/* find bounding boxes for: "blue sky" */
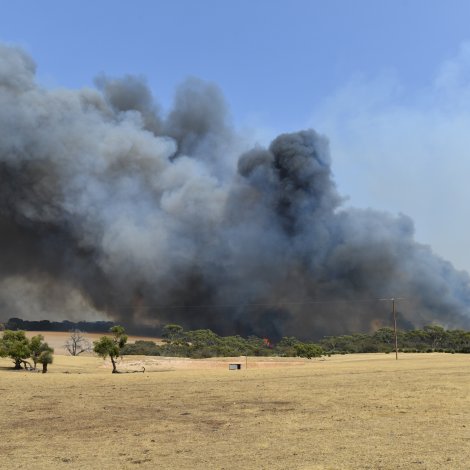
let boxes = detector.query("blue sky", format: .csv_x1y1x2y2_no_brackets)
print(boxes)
2,0,470,270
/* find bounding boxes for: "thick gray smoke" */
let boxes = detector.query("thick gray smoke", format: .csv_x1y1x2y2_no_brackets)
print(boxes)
1,43,470,338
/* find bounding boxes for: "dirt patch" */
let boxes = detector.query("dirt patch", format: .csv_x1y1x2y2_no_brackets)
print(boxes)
116,356,307,371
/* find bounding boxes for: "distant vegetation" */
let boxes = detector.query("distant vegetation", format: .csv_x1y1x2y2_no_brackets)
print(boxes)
121,324,470,358
2,321,470,369
120,323,321,359
318,325,470,354
3,317,116,333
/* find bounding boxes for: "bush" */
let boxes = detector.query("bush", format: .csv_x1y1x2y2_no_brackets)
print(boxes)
121,340,160,356
294,343,323,359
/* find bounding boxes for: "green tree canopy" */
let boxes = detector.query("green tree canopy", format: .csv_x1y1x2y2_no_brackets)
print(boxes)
93,325,128,373
37,350,53,373
30,334,54,369
162,324,185,342
0,330,31,369
294,343,323,359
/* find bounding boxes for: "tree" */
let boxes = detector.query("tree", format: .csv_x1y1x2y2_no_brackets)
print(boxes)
30,334,53,369
93,326,128,373
275,336,300,357
0,330,32,369
294,343,323,359
319,335,339,352
64,330,92,356
162,324,185,342
424,325,446,350
37,350,53,373
373,327,395,345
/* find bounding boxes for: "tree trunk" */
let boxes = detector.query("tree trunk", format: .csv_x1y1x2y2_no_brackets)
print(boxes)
42,363,48,373
14,358,22,369
111,356,117,373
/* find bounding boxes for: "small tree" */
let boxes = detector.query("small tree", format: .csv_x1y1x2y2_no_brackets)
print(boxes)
294,342,323,359
0,330,31,369
424,325,446,350
37,350,53,373
64,330,92,356
30,334,53,370
276,336,300,357
373,327,395,345
93,326,128,373
162,324,185,342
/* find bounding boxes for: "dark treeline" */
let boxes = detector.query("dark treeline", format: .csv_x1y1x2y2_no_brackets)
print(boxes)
2,317,165,336
121,324,470,358
3,317,116,334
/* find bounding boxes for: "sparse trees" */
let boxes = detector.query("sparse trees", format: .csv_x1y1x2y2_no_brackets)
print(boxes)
64,330,92,356
0,330,54,371
93,326,128,373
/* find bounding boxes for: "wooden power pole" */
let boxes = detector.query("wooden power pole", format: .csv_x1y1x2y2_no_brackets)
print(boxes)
392,298,398,360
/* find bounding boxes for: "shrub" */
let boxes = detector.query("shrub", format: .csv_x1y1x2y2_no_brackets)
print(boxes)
121,340,160,356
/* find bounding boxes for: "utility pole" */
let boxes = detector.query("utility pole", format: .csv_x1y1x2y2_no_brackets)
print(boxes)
392,298,398,360
379,297,404,359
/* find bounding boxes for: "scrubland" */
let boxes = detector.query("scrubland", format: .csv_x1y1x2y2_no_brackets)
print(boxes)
0,351,469,469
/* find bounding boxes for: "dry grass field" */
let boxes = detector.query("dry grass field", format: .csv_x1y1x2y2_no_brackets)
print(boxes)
0,348,469,469
23,331,164,355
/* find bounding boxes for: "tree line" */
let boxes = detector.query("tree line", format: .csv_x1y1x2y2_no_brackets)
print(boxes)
122,324,470,358
318,325,470,354
2,323,470,374
3,317,115,333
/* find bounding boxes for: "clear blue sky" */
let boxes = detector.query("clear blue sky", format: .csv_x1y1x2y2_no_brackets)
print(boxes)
2,0,470,270
2,0,469,129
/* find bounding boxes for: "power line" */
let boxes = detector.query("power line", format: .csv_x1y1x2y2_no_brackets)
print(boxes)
100,297,408,310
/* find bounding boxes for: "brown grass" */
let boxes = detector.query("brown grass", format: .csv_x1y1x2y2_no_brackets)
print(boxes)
0,351,469,469
23,331,163,355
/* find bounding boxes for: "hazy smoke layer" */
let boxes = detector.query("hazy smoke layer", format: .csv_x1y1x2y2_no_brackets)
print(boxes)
1,44,469,338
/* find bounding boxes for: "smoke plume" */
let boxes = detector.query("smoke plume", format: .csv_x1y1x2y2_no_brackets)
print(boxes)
1,43,469,339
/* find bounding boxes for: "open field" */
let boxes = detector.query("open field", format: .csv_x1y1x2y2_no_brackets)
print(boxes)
0,353,469,469
22,331,164,355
